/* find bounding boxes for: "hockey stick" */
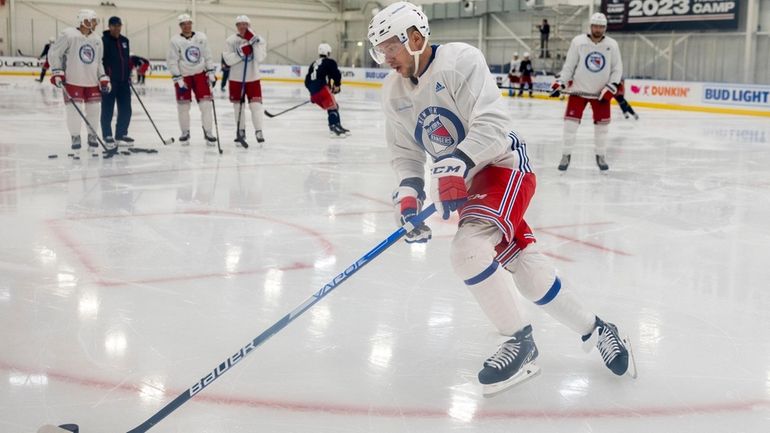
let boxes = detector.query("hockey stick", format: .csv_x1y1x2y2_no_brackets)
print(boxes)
128,81,174,145
210,93,223,154
234,54,249,149
61,85,117,157
265,100,311,118
122,203,437,433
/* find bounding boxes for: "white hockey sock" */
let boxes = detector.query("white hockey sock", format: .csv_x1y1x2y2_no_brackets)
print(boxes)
85,102,99,137
65,103,81,136
562,119,579,155
594,122,609,156
506,247,595,336
177,102,191,133
452,221,526,336
233,102,246,131
249,102,264,130
199,100,213,133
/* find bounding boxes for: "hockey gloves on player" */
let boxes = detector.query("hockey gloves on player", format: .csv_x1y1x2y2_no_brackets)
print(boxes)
237,42,253,58
430,156,469,220
99,75,111,94
207,71,217,88
599,83,617,103
50,71,64,88
392,185,432,243
550,80,565,97
173,75,187,90
331,85,341,94
242,28,261,46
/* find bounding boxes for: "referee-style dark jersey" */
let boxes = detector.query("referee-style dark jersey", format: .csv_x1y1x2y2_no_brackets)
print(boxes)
305,56,341,94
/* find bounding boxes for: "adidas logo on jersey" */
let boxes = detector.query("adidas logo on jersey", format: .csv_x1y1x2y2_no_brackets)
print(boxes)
435,82,445,93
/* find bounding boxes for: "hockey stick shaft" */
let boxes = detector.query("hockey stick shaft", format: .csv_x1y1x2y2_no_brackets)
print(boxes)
265,100,311,118
126,204,436,433
211,94,222,154
60,85,112,153
129,81,173,145
235,56,248,138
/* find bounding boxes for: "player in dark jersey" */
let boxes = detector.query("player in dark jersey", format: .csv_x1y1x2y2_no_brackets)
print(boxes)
304,43,350,137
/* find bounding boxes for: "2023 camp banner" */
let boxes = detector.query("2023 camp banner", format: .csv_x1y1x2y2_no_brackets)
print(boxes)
601,0,739,31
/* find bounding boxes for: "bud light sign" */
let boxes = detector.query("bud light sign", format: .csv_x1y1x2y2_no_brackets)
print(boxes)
703,85,770,109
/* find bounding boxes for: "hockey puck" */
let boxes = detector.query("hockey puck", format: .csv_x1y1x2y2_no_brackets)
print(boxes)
48,154,58,159
67,153,75,157
92,153,99,157
72,156,80,160
120,150,131,155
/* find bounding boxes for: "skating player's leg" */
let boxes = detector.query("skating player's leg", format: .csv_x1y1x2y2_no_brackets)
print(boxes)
450,221,540,396
85,102,100,147
175,78,192,144
247,81,265,144
559,95,589,171
590,99,611,170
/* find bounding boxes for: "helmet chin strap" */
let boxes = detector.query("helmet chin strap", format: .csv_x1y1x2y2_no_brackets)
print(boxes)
405,34,430,85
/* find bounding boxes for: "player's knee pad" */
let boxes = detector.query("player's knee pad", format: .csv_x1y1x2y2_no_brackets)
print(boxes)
508,246,561,305
450,222,502,285
564,119,580,133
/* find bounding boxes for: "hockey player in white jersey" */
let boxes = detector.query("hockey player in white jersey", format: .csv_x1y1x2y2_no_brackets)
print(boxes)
49,9,111,150
167,14,217,146
369,2,636,396
222,15,267,147
507,52,521,97
551,13,622,171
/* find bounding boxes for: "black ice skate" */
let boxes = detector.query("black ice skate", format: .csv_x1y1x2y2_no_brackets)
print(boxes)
87,134,99,148
595,154,609,171
116,136,134,147
337,125,351,136
255,130,265,144
179,131,190,146
203,129,217,147
558,154,571,171
478,325,541,397
70,135,81,150
329,124,347,138
581,316,638,378
234,129,249,148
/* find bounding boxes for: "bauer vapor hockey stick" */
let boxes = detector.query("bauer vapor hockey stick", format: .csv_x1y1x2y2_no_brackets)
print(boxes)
120,203,436,432
60,84,117,157
265,99,311,118
129,81,174,145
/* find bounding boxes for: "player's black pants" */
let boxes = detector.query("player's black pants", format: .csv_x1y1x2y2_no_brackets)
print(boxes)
101,81,132,139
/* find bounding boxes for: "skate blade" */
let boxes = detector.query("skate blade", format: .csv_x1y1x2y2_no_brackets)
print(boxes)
482,363,541,398
623,336,639,379
37,425,77,433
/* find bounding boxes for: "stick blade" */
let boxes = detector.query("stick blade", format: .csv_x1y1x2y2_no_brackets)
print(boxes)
37,425,79,433
264,111,275,118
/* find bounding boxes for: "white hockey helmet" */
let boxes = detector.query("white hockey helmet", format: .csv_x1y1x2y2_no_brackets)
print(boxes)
76,9,98,27
235,15,250,24
513,51,519,57
590,12,607,27
49,36,55,43
523,52,530,58
318,43,332,57
367,1,430,66
178,14,192,24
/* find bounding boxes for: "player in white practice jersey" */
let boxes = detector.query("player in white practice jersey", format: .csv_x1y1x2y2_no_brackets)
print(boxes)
167,14,217,146
368,2,636,396
507,52,521,96
49,9,111,150
551,13,622,171
222,15,267,146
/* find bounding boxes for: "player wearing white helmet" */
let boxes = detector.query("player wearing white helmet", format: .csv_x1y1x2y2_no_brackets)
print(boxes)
369,1,636,396
222,14,267,147
36,36,57,82
518,52,533,97
304,43,350,137
551,12,623,171
167,14,217,146
48,9,111,150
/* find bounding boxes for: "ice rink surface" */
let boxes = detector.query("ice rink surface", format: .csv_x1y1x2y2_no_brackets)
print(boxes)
1,75,769,433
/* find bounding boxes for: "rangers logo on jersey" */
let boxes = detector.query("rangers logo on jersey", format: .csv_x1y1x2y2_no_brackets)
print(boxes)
79,44,96,64
185,46,202,63
414,106,466,156
585,51,606,73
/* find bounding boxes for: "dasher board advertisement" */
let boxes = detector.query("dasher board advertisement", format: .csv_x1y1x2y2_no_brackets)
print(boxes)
602,0,739,31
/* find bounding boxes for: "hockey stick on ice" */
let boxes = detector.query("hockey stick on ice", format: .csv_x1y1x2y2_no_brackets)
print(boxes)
60,84,117,157
210,92,223,154
128,81,175,145
234,54,249,149
119,203,437,433
265,100,311,118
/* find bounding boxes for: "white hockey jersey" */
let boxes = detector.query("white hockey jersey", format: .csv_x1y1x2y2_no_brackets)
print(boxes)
383,43,529,188
222,33,267,82
48,27,105,87
509,58,521,76
166,32,215,78
559,34,622,97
